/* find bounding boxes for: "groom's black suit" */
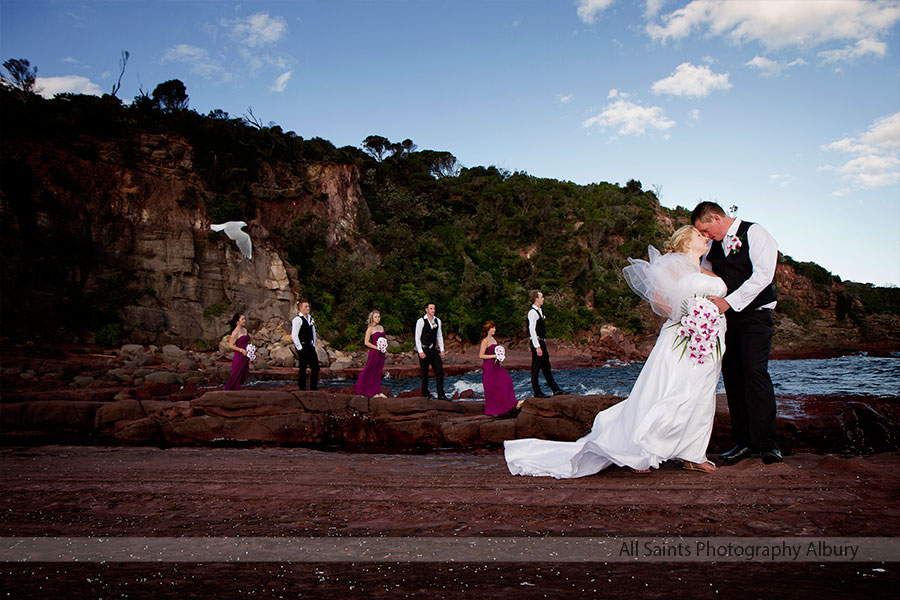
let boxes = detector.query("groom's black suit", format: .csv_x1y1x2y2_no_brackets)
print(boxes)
707,220,779,452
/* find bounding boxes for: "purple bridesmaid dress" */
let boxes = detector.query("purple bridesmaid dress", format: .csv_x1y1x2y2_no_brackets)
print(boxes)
354,331,386,396
482,343,517,415
224,334,250,390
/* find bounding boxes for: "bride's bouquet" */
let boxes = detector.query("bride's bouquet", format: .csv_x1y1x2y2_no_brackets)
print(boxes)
376,336,388,354
494,345,506,364
245,344,257,362
671,297,722,366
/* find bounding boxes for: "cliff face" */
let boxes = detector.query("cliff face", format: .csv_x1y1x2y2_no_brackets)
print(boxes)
1,132,369,345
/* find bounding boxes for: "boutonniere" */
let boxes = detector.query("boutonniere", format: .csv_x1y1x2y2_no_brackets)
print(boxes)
725,234,742,255
308,315,315,325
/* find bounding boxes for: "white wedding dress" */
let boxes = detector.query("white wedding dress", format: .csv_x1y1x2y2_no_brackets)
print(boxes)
505,251,727,478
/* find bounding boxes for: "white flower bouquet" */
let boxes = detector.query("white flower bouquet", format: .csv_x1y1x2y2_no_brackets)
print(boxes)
494,345,506,364
245,344,257,362
376,337,388,354
671,297,722,366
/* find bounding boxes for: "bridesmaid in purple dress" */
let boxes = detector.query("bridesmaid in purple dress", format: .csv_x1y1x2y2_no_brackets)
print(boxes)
224,313,251,390
479,321,523,417
354,310,388,398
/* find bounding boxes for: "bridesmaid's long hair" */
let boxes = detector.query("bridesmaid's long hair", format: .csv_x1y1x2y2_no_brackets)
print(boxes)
367,310,381,327
480,321,496,340
228,312,244,331
664,225,697,254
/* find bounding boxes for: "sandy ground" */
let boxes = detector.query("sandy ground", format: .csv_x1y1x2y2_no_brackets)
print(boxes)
1,445,898,598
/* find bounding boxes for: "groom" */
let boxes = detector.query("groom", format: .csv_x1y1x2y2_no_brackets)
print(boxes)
692,202,782,464
415,302,448,400
527,290,565,398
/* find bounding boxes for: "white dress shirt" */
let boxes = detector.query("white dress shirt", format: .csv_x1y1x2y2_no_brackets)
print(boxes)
702,218,778,312
527,305,543,348
414,315,443,353
291,312,317,350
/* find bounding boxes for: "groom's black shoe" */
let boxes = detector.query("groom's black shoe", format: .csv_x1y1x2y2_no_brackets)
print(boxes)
761,449,783,464
552,389,567,396
533,391,549,398
720,446,754,464
718,445,747,460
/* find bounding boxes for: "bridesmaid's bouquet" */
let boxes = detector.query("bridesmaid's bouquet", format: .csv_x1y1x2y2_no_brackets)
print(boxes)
494,345,506,364
245,344,257,361
671,297,722,366
376,337,388,354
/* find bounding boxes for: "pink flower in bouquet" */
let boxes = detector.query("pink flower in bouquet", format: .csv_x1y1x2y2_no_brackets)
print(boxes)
376,337,388,354
246,344,256,361
494,345,506,363
725,234,742,254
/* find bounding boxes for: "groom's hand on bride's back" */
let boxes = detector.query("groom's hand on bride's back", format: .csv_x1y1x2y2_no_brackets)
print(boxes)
711,296,730,313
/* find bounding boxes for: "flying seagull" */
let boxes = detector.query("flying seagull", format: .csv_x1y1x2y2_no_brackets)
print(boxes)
210,221,252,262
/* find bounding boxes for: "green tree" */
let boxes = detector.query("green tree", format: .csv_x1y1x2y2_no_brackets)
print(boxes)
151,79,189,112
1,58,37,102
362,135,392,162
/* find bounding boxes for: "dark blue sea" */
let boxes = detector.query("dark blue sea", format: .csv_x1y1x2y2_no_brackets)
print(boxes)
290,354,900,400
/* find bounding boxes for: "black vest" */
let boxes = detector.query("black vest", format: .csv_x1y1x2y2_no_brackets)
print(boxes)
297,315,314,345
706,220,777,311
420,317,439,349
529,308,546,339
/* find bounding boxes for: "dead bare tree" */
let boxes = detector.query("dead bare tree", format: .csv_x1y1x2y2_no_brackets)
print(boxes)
110,50,129,97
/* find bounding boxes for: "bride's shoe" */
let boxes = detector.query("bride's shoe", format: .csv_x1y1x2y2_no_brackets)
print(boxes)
683,460,717,473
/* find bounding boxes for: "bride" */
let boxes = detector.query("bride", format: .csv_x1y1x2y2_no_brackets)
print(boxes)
504,225,725,477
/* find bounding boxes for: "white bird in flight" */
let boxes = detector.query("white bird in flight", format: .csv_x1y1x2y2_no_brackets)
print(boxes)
210,221,252,262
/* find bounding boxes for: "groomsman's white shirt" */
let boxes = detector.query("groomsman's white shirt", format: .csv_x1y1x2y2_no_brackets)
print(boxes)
414,315,444,354
701,218,778,312
291,312,317,351
528,305,543,349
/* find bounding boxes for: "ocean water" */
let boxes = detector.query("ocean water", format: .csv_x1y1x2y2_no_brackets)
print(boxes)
305,354,900,399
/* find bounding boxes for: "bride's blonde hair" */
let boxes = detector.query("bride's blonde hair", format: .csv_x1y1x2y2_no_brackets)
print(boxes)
663,225,696,254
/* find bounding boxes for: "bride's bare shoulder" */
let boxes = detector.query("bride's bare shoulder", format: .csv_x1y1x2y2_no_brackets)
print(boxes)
700,267,719,277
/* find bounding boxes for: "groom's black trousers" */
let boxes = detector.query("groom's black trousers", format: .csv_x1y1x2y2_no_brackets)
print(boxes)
297,345,319,391
531,341,561,395
722,308,778,451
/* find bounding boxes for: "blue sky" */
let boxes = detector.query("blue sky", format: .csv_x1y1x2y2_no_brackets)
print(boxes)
2,0,899,286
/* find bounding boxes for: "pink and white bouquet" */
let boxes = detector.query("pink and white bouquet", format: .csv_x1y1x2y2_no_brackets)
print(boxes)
245,344,257,362
376,336,388,354
671,297,722,366
494,345,506,363
725,234,742,254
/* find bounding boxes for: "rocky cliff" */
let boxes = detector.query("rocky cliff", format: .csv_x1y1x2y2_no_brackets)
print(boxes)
1,130,372,346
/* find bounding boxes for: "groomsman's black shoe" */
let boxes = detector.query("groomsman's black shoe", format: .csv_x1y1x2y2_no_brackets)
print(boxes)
437,394,450,401
718,445,747,460
553,389,567,396
721,446,754,464
761,449,783,464
533,391,549,398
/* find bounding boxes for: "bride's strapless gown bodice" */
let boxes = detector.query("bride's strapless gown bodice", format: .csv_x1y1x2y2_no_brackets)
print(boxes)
505,272,727,478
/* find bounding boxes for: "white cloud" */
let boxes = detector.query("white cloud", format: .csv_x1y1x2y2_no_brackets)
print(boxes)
559,94,574,104
651,62,731,97
583,96,675,136
688,108,700,121
769,173,792,188
35,75,102,98
161,44,228,80
227,12,287,47
270,70,292,93
62,57,80,64
745,55,806,77
576,0,616,25
646,0,900,52
818,37,888,63
822,112,900,189
644,0,670,19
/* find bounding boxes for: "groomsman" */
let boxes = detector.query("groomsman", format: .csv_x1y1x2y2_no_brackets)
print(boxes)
291,299,320,391
692,201,782,464
415,302,448,400
528,290,565,397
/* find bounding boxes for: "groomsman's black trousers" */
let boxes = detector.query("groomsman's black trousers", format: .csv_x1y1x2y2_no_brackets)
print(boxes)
722,308,778,451
419,348,445,399
531,341,562,395
298,345,320,391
